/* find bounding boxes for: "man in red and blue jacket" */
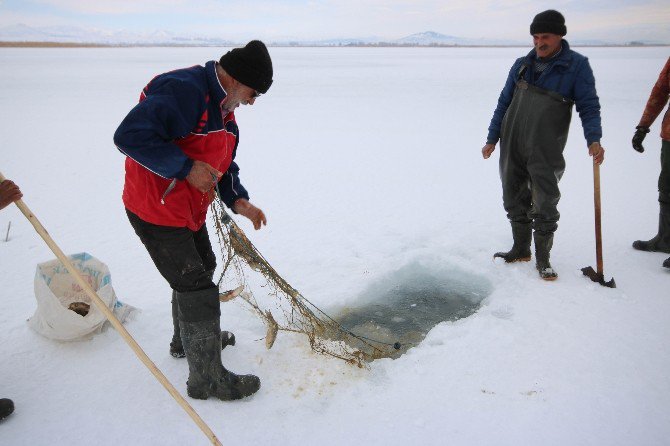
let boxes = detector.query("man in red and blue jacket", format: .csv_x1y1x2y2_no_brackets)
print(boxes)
114,40,272,401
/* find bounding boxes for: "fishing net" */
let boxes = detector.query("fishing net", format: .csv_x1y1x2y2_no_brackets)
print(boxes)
210,196,397,367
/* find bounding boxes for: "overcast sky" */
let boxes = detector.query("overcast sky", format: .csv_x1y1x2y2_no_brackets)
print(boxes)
1,0,669,42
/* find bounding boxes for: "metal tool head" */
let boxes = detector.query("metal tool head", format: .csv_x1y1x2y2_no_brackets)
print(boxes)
581,266,616,288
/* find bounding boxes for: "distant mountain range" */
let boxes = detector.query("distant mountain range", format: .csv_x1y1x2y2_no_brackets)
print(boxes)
0,24,236,46
0,25,665,47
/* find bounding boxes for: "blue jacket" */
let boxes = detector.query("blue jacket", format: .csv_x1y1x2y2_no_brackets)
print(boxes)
486,40,602,146
114,61,249,228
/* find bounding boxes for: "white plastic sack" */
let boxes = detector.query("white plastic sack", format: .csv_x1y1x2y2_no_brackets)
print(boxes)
28,252,137,341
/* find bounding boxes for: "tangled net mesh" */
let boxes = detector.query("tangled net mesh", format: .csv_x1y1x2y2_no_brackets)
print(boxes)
211,196,393,367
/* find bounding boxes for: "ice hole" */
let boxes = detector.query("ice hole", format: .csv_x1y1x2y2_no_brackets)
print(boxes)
334,262,492,359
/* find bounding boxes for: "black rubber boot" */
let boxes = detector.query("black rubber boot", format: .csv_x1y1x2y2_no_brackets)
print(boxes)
534,231,558,281
171,291,236,358
170,291,183,357
178,288,260,401
0,398,14,421
494,222,532,262
632,203,670,253
663,256,670,269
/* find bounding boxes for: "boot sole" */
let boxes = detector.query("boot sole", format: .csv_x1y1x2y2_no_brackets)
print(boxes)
493,254,531,263
187,384,260,401
633,247,670,254
632,241,670,254
506,256,531,263
537,267,558,281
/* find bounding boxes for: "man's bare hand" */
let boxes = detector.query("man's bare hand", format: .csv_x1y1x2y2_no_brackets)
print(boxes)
589,142,605,165
233,198,267,230
482,143,496,159
186,160,222,193
0,179,22,210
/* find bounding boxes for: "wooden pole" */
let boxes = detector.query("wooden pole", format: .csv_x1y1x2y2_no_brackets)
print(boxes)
0,171,222,446
592,160,604,276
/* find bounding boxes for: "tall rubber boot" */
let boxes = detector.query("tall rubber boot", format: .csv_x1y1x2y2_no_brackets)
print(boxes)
494,222,532,262
170,291,235,358
0,398,14,421
178,288,260,401
534,231,558,281
170,291,183,357
632,203,670,253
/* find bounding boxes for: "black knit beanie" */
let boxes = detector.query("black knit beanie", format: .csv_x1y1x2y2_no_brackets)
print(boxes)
219,40,273,94
530,10,567,36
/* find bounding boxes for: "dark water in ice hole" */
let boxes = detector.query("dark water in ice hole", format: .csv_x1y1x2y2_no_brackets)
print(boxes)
333,263,492,359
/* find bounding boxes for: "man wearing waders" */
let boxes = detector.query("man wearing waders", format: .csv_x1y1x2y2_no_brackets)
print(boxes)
114,41,272,401
482,10,605,280
631,57,670,270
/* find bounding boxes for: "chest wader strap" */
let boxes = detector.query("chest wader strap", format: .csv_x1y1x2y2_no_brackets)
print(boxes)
517,64,528,81
515,62,574,106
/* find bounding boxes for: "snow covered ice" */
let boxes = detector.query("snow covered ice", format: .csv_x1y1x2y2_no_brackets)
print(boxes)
1,46,669,445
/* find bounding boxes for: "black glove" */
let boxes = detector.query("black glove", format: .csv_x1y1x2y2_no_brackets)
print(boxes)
632,126,650,153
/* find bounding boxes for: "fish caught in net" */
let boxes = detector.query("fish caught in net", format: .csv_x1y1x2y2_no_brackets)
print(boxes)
210,196,397,367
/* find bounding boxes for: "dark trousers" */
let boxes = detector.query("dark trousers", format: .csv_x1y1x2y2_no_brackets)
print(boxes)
126,209,217,293
659,140,670,205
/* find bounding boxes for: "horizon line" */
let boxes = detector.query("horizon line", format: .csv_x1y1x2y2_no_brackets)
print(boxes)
2,41,669,49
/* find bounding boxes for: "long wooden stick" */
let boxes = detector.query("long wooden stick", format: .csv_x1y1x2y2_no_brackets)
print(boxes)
0,172,222,446
592,160,604,276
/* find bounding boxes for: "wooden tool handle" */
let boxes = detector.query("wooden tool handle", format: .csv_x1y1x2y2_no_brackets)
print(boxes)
0,171,221,445
592,161,604,276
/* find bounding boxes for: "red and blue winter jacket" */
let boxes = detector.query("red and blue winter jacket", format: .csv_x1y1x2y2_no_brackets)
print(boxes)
114,61,249,231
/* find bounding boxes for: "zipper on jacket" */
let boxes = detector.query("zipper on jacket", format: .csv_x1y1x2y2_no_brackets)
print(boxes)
161,178,178,204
